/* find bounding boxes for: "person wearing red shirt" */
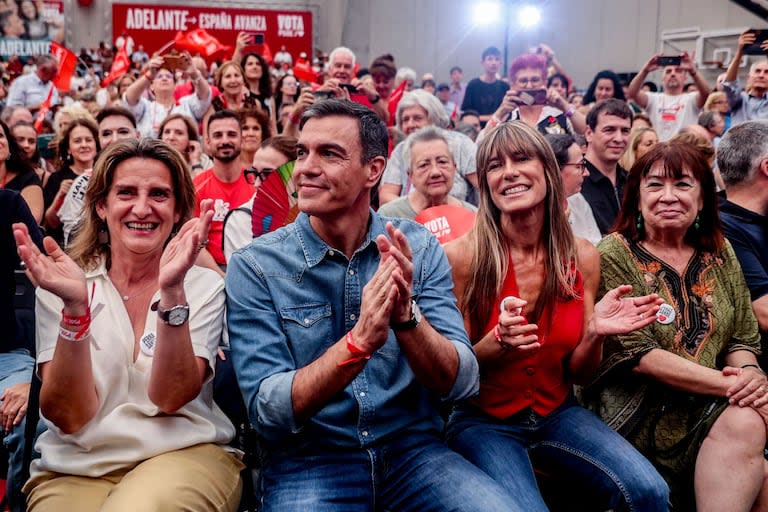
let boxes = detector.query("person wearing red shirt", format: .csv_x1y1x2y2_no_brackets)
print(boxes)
194,110,253,269
444,121,669,511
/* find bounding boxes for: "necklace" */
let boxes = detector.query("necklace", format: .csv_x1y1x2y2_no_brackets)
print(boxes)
115,279,157,302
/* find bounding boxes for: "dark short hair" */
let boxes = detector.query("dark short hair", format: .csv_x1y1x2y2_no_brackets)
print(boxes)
642,80,658,92
96,106,136,128
449,65,463,75
238,107,272,141
460,109,480,120
207,109,240,132
544,133,576,168
482,46,501,60
583,70,626,104
586,98,633,130
299,99,387,164
547,73,570,91
612,140,723,252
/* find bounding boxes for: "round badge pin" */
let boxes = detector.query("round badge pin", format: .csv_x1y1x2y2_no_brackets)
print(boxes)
140,332,157,357
656,303,676,325
500,296,523,316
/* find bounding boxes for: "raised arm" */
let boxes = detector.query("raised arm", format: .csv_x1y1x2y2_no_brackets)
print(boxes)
628,54,662,109
13,223,97,434
125,55,163,106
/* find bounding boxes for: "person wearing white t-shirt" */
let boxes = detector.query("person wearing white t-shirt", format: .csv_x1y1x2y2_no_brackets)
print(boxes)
628,52,710,141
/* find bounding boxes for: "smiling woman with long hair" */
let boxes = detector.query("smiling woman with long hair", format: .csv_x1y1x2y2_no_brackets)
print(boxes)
443,121,668,511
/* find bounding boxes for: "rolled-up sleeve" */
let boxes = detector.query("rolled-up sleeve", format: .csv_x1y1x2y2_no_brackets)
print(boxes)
225,248,300,439
176,89,212,122
414,230,479,401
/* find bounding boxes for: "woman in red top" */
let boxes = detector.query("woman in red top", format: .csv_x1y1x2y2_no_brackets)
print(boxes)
444,121,669,511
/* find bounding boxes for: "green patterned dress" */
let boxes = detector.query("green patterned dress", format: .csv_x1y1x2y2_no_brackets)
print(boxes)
581,233,761,510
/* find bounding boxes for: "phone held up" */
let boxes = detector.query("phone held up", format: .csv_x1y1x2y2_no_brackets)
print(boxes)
517,89,547,106
656,55,682,67
744,29,768,56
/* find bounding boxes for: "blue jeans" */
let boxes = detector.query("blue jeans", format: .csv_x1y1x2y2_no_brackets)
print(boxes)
0,349,35,512
259,431,520,511
446,400,669,512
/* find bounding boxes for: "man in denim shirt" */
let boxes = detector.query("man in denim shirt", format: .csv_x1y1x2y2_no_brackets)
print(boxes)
226,100,514,511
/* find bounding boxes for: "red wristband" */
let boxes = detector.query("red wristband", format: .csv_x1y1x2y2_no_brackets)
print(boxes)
337,331,372,367
61,308,90,327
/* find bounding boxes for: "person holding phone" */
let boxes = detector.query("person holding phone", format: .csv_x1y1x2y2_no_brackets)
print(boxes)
124,52,211,138
627,52,710,141
721,29,768,125
484,53,584,136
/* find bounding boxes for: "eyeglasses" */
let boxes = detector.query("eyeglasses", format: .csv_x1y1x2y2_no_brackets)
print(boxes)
244,167,274,184
516,76,543,87
562,160,588,172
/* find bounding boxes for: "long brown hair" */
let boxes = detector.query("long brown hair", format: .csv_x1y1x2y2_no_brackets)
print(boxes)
68,138,197,270
464,121,578,340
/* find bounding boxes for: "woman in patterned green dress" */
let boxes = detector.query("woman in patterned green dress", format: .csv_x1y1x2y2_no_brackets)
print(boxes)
582,140,766,511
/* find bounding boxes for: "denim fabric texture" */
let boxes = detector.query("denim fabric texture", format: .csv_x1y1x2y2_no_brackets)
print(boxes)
0,349,35,512
227,211,478,448
446,399,670,512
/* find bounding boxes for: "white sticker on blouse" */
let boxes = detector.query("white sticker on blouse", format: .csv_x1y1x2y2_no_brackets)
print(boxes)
140,332,157,357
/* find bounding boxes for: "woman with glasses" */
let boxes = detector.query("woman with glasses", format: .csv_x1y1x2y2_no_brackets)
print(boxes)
545,133,601,245
486,53,585,137
274,75,300,126
704,91,731,133
222,136,297,263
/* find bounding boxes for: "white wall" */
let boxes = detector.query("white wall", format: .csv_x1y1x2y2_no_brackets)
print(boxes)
70,0,768,88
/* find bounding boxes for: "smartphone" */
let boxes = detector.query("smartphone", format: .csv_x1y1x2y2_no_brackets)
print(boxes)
517,88,547,106
37,134,56,160
339,82,359,94
656,55,682,66
744,29,768,55
162,53,185,72
248,32,265,45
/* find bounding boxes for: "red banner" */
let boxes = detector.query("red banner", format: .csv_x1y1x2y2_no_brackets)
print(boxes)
50,41,76,92
111,4,312,63
101,40,130,87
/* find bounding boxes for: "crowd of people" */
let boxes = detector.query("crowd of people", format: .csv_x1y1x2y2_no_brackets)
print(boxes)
2,26,768,511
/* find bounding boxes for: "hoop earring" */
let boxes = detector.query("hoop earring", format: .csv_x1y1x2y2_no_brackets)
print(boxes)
636,213,644,231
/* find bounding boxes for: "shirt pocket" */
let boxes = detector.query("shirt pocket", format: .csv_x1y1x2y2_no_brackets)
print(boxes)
279,303,334,367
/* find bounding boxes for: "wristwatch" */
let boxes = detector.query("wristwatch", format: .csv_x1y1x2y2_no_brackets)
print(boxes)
151,300,190,326
391,300,422,331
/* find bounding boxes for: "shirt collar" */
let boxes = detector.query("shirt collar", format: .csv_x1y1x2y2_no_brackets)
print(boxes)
294,209,382,267
720,198,766,224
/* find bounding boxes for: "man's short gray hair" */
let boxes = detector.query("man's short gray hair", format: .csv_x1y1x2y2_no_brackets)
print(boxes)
328,46,356,67
402,126,454,175
396,90,450,131
716,120,768,187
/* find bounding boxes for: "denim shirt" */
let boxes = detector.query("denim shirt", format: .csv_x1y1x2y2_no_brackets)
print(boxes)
226,211,478,449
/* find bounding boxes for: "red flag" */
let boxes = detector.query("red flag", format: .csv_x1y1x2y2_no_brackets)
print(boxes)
174,29,230,59
50,41,76,92
387,80,408,126
101,40,130,87
33,85,54,134
293,57,318,83
451,101,459,121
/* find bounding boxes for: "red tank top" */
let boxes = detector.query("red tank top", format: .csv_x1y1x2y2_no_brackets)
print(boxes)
472,259,584,418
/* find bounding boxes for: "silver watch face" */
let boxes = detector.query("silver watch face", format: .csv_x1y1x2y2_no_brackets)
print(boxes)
412,301,422,323
167,306,189,326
